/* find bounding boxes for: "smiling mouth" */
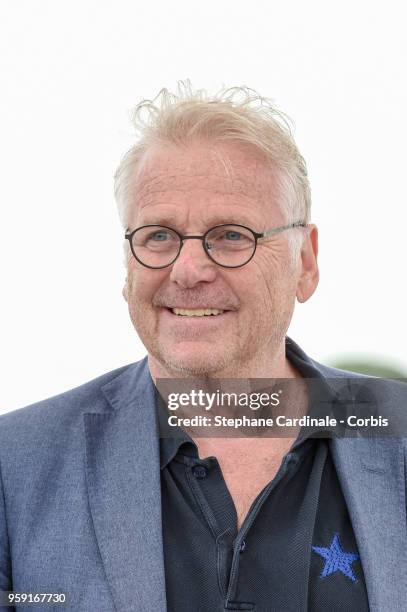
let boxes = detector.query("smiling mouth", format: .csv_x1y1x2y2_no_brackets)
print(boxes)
170,307,225,317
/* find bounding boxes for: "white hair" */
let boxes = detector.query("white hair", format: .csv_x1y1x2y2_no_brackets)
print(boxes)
114,81,311,265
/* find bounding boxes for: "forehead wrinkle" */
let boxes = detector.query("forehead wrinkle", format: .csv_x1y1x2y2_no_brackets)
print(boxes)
135,190,262,222
133,155,274,198
130,146,282,225
133,179,272,218
131,188,280,233
135,172,236,195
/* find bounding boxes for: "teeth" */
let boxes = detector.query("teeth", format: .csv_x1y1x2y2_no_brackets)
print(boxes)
171,308,225,316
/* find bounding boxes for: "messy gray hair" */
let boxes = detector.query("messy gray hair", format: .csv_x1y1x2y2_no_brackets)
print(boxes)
114,81,311,264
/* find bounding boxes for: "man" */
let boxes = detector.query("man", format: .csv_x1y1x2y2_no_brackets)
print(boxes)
0,84,406,612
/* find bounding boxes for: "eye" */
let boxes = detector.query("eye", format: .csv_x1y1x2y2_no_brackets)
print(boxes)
225,231,243,241
148,230,171,241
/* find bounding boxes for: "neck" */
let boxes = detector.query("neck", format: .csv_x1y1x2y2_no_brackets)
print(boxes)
150,338,307,465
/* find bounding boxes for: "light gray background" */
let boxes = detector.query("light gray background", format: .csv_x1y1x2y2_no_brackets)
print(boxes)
1,0,406,413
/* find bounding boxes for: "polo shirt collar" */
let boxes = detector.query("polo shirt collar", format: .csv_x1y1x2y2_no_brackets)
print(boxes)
156,336,339,470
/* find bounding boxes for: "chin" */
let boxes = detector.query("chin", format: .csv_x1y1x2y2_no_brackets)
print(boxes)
158,345,231,378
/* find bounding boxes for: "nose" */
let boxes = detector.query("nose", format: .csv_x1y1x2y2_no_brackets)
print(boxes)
169,237,218,288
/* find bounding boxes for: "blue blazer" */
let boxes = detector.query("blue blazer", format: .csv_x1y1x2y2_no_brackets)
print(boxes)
0,340,406,611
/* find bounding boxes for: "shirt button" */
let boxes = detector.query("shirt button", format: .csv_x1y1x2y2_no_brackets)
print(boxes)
239,539,247,553
192,465,208,479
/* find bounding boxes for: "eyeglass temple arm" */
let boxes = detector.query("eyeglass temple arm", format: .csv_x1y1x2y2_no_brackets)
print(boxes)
257,221,307,239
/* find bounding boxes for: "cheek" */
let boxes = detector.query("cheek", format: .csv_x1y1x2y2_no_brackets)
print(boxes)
126,279,153,323
128,265,162,301
248,256,296,308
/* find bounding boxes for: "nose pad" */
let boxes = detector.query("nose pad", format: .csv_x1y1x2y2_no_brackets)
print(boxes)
205,239,214,252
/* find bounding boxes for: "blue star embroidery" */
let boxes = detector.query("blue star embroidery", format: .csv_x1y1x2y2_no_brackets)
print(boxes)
312,533,359,582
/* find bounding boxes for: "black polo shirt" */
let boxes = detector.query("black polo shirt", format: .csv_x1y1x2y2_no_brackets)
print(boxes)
156,344,370,611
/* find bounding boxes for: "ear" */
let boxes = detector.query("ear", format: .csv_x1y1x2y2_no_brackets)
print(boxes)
122,277,128,302
296,224,319,303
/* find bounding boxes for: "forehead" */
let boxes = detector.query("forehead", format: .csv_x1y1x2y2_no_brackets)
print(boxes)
129,141,284,224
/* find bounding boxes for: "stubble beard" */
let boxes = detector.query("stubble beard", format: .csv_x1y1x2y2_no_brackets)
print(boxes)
132,306,289,379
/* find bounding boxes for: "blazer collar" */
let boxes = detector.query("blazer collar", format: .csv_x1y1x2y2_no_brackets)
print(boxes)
83,357,167,612
287,337,407,610
330,436,407,611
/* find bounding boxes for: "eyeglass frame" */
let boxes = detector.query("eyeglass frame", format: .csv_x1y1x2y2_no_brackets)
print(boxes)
124,221,307,269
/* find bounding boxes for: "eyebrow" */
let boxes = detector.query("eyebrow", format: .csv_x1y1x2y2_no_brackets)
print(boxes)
136,215,257,230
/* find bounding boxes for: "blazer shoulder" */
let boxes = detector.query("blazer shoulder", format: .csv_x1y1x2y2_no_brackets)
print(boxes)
309,360,375,379
0,359,147,433
286,337,407,419
286,337,377,379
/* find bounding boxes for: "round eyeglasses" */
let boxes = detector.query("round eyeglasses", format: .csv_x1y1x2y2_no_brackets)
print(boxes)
125,222,306,269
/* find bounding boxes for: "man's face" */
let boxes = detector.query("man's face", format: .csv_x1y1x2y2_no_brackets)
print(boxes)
122,141,318,377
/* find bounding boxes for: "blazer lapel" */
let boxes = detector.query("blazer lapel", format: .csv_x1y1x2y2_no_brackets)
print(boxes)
83,358,167,612
331,436,407,612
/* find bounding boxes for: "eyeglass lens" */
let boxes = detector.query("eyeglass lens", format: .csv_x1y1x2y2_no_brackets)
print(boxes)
131,225,256,268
